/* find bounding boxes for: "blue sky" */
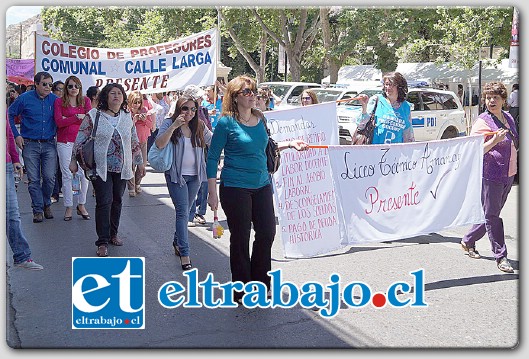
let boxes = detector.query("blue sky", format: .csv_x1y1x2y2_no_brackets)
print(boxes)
5,6,42,27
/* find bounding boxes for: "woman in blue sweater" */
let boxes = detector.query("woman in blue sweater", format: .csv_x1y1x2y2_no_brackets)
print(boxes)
206,75,308,303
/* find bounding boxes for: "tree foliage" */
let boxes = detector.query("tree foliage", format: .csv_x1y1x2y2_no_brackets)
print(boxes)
38,6,515,84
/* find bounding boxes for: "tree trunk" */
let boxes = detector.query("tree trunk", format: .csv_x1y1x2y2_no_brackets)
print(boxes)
329,60,340,84
258,32,267,83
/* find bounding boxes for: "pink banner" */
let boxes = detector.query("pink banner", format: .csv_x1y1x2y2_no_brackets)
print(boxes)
6,58,34,79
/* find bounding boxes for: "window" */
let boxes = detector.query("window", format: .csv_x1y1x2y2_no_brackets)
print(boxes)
439,94,459,110
421,92,444,110
407,91,422,111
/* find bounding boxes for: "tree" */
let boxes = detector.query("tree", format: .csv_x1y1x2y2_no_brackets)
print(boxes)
252,8,321,81
217,8,268,82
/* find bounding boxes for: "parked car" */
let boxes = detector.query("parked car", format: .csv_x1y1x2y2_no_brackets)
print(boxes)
258,82,320,109
337,87,467,144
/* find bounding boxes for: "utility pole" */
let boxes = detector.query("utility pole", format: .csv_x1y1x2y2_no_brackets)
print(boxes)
19,23,22,58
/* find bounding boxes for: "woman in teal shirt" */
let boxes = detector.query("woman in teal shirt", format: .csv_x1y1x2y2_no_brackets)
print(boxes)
206,75,308,304
356,72,415,144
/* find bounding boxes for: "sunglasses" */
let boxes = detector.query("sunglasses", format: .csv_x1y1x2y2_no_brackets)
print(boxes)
67,84,80,89
238,88,257,97
39,82,53,88
181,106,197,112
301,96,312,101
133,101,142,104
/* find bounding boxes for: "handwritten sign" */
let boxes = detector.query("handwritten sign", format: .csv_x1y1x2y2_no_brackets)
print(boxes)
35,28,217,93
267,102,341,258
327,135,485,244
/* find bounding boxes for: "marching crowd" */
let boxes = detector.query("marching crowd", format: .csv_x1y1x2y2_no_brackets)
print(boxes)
5,71,518,304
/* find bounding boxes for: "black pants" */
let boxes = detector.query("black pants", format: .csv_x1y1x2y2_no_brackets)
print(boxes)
92,172,127,246
219,183,276,298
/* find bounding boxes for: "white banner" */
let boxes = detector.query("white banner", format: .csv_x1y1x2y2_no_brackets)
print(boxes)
327,136,485,244
267,102,341,258
35,28,218,94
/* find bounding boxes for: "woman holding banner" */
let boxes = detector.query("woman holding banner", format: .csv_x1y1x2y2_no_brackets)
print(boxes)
206,75,309,304
460,82,518,273
356,72,415,144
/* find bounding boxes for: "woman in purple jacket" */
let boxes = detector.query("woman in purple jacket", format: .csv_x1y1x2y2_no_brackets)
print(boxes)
460,82,518,273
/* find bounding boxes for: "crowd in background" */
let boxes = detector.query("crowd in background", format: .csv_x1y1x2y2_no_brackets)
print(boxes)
5,72,519,280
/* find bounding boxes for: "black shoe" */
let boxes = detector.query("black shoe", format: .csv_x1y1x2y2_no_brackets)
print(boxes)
43,206,54,219
33,212,44,223
180,260,192,271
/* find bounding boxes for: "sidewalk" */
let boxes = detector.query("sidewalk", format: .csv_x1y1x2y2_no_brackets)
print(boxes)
6,167,519,349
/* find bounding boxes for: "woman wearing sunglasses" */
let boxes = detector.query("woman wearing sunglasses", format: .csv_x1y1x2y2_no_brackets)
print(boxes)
206,75,309,304
155,95,213,270
54,75,92,221
126,91,154,197
300,89,319,106
255,87,272,112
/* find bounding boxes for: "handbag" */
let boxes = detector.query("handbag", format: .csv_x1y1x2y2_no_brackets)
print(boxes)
76,110,100,181
260,115,281,174
352,96,379,145
148,141,174,172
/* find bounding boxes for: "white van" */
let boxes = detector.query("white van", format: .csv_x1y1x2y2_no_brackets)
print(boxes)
337,87,467,144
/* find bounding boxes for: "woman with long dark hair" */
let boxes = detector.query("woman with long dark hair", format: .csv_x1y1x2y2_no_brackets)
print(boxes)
70,83,144,257
54,75,92,221
155,95,213,270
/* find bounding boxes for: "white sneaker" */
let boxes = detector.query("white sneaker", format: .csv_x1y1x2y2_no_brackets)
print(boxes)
187,221,196,227
15,259,43,270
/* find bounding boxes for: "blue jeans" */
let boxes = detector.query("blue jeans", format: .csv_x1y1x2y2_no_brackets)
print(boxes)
21,139,57,214
165,174,200,257
6,165,32,264
188,181,208,221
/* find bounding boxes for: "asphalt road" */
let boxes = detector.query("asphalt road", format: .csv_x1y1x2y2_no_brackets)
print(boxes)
5,167,519,349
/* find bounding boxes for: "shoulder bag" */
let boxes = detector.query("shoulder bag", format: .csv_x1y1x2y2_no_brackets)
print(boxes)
259,113,281,174
352,96,379,145
148,140,174,172
76,110,100,181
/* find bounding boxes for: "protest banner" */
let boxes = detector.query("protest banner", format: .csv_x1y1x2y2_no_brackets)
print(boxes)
327,135,485,244
35,28,217,93
6,58,35,80
266,102,341,258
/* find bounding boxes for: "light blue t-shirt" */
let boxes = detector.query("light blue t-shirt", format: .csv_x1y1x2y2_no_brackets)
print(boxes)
206,115,270,189
358,94,412,144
